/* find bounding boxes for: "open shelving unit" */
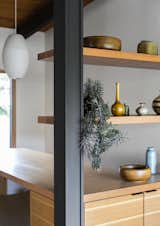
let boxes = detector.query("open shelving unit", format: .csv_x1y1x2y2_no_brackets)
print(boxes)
38,47,160,125
37,115,160,125
38,47,160,70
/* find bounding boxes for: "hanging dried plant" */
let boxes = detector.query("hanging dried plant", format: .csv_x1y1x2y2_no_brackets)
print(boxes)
81,79,124,169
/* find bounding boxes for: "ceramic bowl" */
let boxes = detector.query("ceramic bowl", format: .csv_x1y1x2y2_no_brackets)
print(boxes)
120,164,151,182
84,36,121,51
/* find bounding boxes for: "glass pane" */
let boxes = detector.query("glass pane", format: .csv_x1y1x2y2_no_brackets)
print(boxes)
0,74,11,149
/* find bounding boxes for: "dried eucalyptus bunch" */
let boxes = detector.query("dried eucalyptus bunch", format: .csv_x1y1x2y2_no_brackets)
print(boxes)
81,79,123,169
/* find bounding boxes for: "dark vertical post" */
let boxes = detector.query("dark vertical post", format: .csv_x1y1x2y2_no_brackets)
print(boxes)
54,0,83,225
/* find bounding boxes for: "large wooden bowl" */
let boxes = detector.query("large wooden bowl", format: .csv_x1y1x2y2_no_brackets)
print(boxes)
120,164,151,182
84,36,121,51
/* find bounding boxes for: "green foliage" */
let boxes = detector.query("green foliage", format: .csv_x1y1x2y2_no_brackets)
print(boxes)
81,79,124,169
0,107,8,115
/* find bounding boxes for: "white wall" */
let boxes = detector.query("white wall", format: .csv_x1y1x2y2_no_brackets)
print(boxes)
84,0,160,173
0,29,46,152
16,32,46,151
44,29,54,153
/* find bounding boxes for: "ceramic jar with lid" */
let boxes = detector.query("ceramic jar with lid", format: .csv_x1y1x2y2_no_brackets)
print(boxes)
137,41,158,55
136,103,148,116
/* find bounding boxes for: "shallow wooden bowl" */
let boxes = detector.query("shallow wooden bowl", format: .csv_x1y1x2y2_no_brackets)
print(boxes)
84,36,121,51
120,164,151,182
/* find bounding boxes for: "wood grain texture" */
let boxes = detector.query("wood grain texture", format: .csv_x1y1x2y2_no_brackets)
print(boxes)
85,194,143,226
38,48,160,70
0,177,7,195
108,115,160,124
11,80,16,148
37,115,160,125
84,48,160,69
0,0,51,28
144,190,160,226
84,167,160,203
30,191,54,226
0,148,54,200
0,0,93,33
2,149,160,205
38,50,54,61
38,116,54,124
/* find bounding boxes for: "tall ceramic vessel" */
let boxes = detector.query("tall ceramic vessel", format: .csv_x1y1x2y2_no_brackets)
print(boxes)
111,82,125,116
146,147,157,175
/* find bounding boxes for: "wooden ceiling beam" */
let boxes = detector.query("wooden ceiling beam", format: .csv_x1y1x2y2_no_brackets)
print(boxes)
17,0,94,38
17,1,53,38
84,0,94,6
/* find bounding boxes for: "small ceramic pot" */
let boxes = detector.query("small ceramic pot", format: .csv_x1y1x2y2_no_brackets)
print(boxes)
153,94,160,115
137,41,158,55
136,103,148,116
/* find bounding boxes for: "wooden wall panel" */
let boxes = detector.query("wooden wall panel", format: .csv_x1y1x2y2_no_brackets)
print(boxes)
30,191,54,226
85,194,143,226
144,190,160,226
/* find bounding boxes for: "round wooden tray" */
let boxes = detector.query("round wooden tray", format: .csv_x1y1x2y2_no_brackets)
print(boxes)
84,36,121,51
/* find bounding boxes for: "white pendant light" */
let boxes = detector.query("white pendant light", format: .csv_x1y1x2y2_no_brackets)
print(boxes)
2,0,29,79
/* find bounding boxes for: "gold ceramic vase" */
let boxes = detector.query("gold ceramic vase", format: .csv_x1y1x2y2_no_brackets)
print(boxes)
111,82,125,116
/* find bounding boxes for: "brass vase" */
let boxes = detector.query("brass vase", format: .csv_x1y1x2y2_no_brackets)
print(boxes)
111,82,125,116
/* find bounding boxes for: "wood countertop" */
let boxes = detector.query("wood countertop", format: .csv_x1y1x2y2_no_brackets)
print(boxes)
1,148,160,203
84,167,160,202
0,148,54,200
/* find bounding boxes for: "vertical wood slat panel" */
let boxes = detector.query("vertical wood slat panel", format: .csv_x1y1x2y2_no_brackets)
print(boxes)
85,194,143,226
144,190,160,226
30,191,54,226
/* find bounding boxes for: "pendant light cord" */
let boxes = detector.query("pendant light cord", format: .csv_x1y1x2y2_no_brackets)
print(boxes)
15,0,17,34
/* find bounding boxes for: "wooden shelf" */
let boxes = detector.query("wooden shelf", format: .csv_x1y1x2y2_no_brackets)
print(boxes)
38,48,160,70
37,115,160,125
108,115,160,125
38,116,54,124
38,50,53,61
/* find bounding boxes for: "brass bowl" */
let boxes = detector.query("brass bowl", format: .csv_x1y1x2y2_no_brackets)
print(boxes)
84,36,121,51
120,164,151,182
137,41,158,55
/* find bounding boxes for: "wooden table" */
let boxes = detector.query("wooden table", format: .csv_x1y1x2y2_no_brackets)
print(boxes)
1,148,160,226
0,148,54,226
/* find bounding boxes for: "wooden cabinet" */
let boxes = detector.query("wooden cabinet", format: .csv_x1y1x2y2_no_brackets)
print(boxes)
85,194,143,226
144,190,160,226
30,191,54,226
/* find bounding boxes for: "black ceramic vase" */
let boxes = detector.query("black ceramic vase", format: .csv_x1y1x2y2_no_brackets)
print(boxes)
153,95,160,115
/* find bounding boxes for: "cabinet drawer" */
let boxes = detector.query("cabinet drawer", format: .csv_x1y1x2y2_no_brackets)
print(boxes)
144,190,160,226
30,191,54,226
85,194,143,226
31,214,53,226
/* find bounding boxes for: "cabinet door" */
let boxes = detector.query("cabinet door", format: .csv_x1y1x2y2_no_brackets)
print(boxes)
30,191,54,226
85,194,143,226
144,189,160,226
